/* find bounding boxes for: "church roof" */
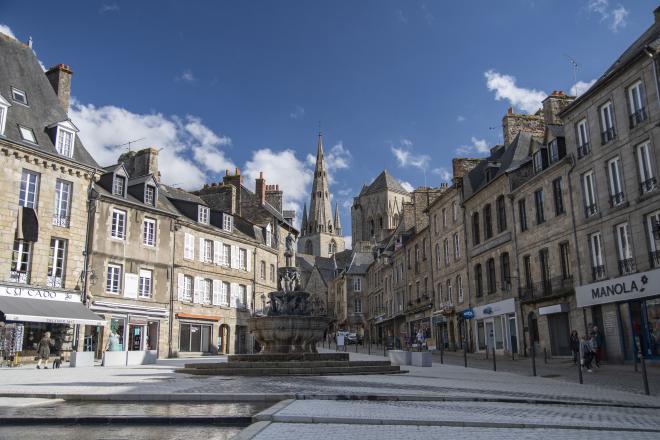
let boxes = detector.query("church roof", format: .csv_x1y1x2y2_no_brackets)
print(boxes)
363,170,409,195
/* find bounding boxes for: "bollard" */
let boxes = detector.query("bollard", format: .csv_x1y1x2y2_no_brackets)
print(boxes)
640,350,650,396
485,346,489,360
544,347,548,364
578,357,583,384
512,349,515,361
383,341,386,357
531,344,537,377
492,345,496,371
463,340,468,368
368,340,371,355
355,341,358,353
440,343,444,364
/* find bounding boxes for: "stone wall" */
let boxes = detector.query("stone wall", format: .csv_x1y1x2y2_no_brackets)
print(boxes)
502,108,545,145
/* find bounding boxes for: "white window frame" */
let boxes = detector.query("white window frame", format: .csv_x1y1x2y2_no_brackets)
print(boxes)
106,264,122,294
144,185,155,206
453,233,460,259
457,275,464,303
628,80,645,114
53,179,71,227
239,248,247,270
113,175,125,197
607,157,624,203
198,205,210,224
221,281,230,306
447,279,453,305
183,275,193,302
11,87,27,105
111,209,126,239
223,214,233,232
443,239,450,265
265,223,271,246
616,223,633,260
601,101,614,131
143,218,156,246
452,201,458,222
19,169,39,209
55,127,75,158
204,239,213,263
353,277,362,292
647,210,660,253
577,118,589,147
11,240,31,283
354,297,362,313
0,97,9,135
637,141,655,192
184,233,195,260
590,233,604,268
47,238,67,288
138,269,153,298
18,125,36,143
222,244,231,266
583,171,597,215
203,278,212,305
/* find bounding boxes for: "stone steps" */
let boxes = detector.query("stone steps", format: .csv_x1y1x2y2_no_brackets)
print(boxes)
184,360,391,369
228,353,349,363
176,364,404,376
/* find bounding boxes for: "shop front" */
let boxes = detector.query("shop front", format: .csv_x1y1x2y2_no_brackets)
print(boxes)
89,300,168,365
576,268,660,362
0,284,105,366
407,308,433,350
473,298,518,354
175,313,221,356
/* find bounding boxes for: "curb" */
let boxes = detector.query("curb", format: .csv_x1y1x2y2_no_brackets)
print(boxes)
232,421,271,440
0,416,253,426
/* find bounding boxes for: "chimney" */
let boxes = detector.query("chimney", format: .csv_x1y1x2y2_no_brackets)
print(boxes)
655,6,660,23
265,184,283,214
502,109,545,145
452,158,481,181
45,64,73,114
255,171,266,204
120,148,160,180
542,90,575,125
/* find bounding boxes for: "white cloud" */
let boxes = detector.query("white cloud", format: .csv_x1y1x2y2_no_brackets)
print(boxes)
484,70,547,114
421,4,435,24
176,69,196,83
342,199,352,209
587,0,628,32
395,9,408,24
456,137,489,156
290,105,305,119
570,78,597,96
0,24,16,39
338,188,352,197
344,235,352,249
400,181,414,192
432,167,452,182
69,99,233,189
99,3,120,13
457,115,466,123
391,139,430,171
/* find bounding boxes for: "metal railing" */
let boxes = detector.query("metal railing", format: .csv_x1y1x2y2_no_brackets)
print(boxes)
52,215,70,228
649,251,660,268
46,276,63,288
601,127,616,145
629,108,648,128
640,177,657,194
519,276,574,301
9,270,29,284
592,265,606,281
618,258,636,275
610,192,625,207
585,203,598,217
577,143,591,159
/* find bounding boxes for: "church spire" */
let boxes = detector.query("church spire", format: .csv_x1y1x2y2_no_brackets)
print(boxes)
308,132,333,235
334,202,342,235
301,203,308,234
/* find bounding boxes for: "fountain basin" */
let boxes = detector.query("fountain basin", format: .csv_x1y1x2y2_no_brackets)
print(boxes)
249,315,330,354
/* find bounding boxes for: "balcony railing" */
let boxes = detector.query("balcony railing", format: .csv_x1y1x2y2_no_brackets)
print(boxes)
640,177,657,195
618,258,636,275
519,276,574,301
9,270,29,284
592,265,606,281
610,192,625,207
52,214,70,228
629,108,648,128
577,143,591,159
650,251,660,268
601,127,616,145
46,276,63,288
585,203,598,217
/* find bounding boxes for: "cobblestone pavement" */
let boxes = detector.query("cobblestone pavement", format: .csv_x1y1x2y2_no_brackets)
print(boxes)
0,424,241,440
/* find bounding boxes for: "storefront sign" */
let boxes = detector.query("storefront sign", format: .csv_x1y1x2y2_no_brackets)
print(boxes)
473,298,515,319
575,269,660,308
462,309,475,320
0,285,81,303
538,303,569,316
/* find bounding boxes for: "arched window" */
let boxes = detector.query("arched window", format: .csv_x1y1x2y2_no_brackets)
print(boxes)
305,240,314,255
393,214,399,227
328,240,337,254
472,213,480,246
378,216,383,229
369,218,375,237
474,264,483,297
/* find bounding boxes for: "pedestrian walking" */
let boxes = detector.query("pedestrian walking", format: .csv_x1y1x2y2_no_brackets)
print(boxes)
580,335,594,373
590,325,603,367
569,330,580,365
36,332,52,369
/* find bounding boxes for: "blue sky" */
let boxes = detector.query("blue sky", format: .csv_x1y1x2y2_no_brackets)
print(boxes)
0,0,657,244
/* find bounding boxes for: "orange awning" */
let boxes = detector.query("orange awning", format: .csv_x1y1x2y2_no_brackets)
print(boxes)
175,313,221,322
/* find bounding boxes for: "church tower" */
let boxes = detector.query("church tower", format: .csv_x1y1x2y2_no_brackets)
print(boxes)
298,133,346,257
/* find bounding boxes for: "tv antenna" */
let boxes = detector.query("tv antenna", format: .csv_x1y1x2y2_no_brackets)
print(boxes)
564,53,580,92
113,137,145,152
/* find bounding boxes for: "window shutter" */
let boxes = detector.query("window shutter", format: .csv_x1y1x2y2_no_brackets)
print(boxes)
194,276,204,304
199,237,205,262
214,241,222,265
246,285,252,310
246,249,251,272
177,273,184,301
184,233,191,259
212,279,221,305
230,282,238,307
231,245,239,269
124,273,138,299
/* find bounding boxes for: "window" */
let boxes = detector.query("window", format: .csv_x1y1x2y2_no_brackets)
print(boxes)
223,214,233,232
265,224,272,246
518,199,527,232
354,298,362,313
453,233,460,259
113,175,125,197
483,204,493,239
552,178,565,215
434,214,438,235
143,218,156,246
628,80,647,128
534,189,545,225
533,150,545,173
452,201,458,222
435,243,441,269
11,87,27,105
474,264,483,297
443,239,450,266
549,140,560,163
576,118,590,158
203,279,212,305
600,101,616,144
486,258,496,294
442,208,447,228
270,264,275,281
19,169,39,208
500,253,510,291
353,277,362,291
590,232,605,280
198,206,210,224
106,264,122,293
539,248,550,287
637,141,656,193
18,125,36,143
422,239,427,260
47,238,67,288
11,240,32,284
51,179,72,227
0,103,7,136
523,255,532,289
204,239,213,263
222,244,231,266
329,240,337,254
496,195,506,233
583,171,598,217
184,233,195,260
260,261,266,279
559,242,571,280
238,284,247,308
144,185,155,206
616,222,634,275
239,248,248,270
472,212,480,245
446,279,453,305
111,209,126,239
647,211,660,267
182,275,193,302
457,275,464,303
221,281,230,305
138,269,152,298
55,128,74,157
607,157,624,206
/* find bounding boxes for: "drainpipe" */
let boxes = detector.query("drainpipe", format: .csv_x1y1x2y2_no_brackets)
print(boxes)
168,220,178,358
643,46,660,111
507,191,525,357
461,192,472,351
78,171,96,354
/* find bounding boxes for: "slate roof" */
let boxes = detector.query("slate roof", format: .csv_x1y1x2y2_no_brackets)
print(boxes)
0,34,98,169
160,184,208,205
346,250,374,275
362,170,409,196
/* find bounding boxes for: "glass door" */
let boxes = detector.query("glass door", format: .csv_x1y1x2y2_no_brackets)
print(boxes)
645,298,660,358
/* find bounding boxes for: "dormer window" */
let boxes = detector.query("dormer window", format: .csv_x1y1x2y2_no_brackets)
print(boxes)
113,175,126,197
18,125,36,143
223,213,233,232
198,206,210,224
55,127,75,157
0,93,10,136
144,185,156,206
11,87,27,106
265,223,272,246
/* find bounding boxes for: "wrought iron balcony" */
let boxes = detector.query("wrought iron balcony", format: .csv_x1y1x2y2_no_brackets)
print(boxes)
629,108,648,128
9,270,29,284
46,276,63,288
577,143,591,159
610,192,625,207
618,258,636,275
650,251,660,268
592,265,606,281
585,203,598,217
601,127,616,145
640,177,657,194
52,215,70,228
519,276,574,301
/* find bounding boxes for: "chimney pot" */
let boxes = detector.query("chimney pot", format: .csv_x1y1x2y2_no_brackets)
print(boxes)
235,167,240,175
45,64,73,114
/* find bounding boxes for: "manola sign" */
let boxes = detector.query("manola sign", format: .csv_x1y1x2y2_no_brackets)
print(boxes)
575,269,660,308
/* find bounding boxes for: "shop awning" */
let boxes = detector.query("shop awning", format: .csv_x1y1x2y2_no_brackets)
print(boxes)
0,296,106,326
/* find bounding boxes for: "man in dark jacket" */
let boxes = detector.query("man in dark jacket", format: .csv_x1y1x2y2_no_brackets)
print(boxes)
36,332,52,369
590,326,603,367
